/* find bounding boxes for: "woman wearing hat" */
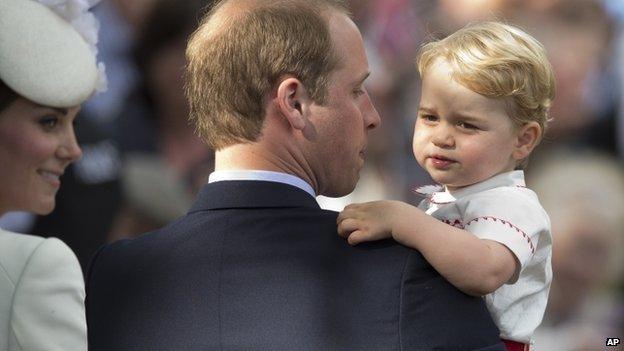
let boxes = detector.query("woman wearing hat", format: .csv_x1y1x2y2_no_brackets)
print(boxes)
0,0,104,350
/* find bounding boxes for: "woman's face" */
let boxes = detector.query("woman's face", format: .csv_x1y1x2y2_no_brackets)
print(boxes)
0,97,82,215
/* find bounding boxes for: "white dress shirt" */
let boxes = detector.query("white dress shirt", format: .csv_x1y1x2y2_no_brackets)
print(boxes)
209,170,316,198
414,171,552,343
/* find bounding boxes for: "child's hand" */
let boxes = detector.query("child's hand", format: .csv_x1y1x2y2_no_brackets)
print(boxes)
337,200,402,245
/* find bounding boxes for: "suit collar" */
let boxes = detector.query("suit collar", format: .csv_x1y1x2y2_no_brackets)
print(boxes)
209,170,316,198
189,180,320,212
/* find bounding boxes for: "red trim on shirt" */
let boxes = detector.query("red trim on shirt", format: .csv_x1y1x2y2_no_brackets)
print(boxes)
464,216,535,253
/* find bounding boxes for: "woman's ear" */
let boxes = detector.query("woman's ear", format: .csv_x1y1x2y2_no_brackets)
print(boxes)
276,77,307,131
513,121,541,161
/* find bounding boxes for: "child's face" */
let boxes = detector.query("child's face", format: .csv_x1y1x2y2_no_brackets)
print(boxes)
413,59,520,190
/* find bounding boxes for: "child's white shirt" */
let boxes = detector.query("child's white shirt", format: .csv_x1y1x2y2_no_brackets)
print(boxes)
414,170,552,343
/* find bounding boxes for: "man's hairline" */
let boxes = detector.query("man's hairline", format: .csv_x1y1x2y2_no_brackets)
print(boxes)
204,0,351,39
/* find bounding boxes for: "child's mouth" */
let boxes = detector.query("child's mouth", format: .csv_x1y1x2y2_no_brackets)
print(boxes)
429,155,456,169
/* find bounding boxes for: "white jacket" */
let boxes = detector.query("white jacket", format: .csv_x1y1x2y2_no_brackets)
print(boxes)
0,229,86,351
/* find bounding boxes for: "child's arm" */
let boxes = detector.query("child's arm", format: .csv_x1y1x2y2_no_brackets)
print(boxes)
337,200,518,296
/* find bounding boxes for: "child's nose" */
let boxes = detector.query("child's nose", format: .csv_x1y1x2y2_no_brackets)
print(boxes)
431,126,455,148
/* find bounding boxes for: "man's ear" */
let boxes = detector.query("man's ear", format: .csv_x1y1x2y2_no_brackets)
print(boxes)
276,77,307,131
513,121,541,161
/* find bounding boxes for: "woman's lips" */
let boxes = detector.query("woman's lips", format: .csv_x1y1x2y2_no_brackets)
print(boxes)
428,155,456,169
38,170,62,187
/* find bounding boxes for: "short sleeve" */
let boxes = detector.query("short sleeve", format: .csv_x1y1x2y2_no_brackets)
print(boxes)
460,188,550,271
10,237,87,351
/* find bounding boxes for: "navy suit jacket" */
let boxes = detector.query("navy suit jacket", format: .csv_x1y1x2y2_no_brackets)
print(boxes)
87,180,505,350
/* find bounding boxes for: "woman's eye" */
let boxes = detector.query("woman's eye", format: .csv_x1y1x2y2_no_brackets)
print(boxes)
353,88,365,97
39,116,59,129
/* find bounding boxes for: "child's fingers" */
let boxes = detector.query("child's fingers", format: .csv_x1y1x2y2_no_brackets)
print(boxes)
336,210,347,225
337,206,359,223
337,218,359,237
343,203,361,212
347,230,366,245
339,204,367,220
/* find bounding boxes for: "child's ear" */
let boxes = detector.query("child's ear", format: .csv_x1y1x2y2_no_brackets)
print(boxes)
275,77,307,131
513,121,541,161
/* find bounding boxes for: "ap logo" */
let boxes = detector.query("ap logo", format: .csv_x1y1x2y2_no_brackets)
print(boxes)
606,337,620,347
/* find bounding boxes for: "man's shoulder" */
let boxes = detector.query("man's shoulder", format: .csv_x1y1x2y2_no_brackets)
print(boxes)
88,207,338,268
87,206,410,284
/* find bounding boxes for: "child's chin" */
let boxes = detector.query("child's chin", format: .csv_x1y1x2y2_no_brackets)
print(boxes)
429,174,454,186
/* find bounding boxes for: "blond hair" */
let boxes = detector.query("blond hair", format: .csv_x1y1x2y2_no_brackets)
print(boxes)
185,0,350,150
417,21,555,157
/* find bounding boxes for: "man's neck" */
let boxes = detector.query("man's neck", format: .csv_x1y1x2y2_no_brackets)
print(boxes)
214,143,319,193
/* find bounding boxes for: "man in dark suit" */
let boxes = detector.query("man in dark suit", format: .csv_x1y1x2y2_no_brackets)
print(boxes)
86,0,506,349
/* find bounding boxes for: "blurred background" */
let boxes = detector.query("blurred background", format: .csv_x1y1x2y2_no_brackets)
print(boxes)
1,0,623,349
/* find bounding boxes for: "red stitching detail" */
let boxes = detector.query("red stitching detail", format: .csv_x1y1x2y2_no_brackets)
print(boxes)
440,218,465,229
464,216,535,253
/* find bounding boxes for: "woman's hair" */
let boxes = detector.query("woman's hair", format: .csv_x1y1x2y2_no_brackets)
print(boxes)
417,21,555,141
0,79,19,113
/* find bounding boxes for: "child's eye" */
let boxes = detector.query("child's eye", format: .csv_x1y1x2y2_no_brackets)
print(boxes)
39,116,59,130
457,121,478,130
421,114,438,122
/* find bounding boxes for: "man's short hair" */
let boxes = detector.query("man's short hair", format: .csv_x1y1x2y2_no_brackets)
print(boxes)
185,0,350,150
417,21,555,142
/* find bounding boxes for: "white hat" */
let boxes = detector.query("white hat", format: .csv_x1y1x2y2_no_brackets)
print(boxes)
0,0,104,108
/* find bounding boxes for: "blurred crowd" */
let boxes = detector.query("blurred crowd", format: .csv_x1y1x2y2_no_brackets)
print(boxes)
1,0,623,349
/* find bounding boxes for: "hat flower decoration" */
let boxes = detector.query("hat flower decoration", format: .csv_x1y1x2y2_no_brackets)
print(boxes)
0,0,106,107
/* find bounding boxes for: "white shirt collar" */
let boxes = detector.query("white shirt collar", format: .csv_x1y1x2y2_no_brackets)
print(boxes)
414,170,526,204
208,170,316,198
